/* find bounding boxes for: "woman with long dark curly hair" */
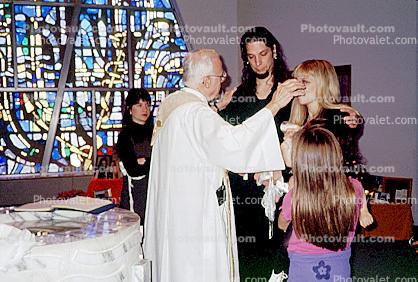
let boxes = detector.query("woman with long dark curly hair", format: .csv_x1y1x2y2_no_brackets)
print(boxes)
218,27,304,254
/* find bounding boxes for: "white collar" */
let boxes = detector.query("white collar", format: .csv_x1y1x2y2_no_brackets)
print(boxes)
182,87,208,103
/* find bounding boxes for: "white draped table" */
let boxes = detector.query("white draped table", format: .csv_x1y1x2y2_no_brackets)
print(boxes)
0,207,146,282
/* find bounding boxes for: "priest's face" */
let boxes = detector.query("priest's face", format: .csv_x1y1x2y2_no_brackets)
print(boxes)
246,41,274,78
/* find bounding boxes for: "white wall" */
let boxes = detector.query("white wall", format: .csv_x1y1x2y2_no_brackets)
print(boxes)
175,0,241,87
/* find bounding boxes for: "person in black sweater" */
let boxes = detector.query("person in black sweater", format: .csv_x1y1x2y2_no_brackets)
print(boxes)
116,88,153,224
218,27,299,254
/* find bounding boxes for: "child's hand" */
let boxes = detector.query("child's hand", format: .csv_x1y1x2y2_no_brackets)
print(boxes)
280,139,292,168
360,209,374,228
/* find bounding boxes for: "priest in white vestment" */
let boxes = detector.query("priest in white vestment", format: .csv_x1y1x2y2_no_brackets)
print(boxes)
143,49,305,282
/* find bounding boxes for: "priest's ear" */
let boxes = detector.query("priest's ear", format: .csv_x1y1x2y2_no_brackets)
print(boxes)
202,76,211,88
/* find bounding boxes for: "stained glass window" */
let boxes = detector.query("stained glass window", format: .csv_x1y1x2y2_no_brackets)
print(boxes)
0,0,188,176
0,92,55,174
131,10,186,88
14,5,71,88
49,91,94,173
95,90,124,157
66,8,129,88
82,0,171,8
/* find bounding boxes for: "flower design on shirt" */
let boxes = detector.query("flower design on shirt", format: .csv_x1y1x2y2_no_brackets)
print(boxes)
312,260,331,280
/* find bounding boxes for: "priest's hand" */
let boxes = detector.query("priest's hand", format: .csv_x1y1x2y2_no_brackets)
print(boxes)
266,79,305,116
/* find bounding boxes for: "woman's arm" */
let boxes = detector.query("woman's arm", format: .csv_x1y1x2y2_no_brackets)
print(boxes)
278,212,290,231
278,181,294,231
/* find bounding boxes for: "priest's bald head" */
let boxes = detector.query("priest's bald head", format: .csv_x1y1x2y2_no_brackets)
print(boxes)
183,49,226,100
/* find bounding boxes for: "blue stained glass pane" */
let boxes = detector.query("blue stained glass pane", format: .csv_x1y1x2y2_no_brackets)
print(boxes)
166,11,174,20
52,148,61,160
19,120,30,132
85,57,93,69
145,76,151,87
41,6,52,16
162,0,171,8
152,41,162,48
15,165,23,174
21,6,35,17
144,62,152,70
153,0,163,8
175,38,184,46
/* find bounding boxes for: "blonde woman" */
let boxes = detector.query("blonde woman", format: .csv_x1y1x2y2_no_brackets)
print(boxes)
282,59,373,227
288,59,363,174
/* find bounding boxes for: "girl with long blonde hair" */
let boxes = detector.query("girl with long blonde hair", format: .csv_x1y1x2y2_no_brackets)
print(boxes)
279,125,364,281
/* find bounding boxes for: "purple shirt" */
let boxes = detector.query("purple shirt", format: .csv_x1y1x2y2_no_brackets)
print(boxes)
281,177,363,254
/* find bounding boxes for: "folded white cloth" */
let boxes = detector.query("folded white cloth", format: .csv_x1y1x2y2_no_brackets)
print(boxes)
259,172,289,239
268,270,288,282
0,224,38,272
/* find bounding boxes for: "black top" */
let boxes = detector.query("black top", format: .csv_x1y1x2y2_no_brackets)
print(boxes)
115,121,152,177
219,84,291,250
219,84,291,142
313,108,365,174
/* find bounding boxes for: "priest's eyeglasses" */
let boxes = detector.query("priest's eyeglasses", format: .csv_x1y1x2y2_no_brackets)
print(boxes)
208,71,227,82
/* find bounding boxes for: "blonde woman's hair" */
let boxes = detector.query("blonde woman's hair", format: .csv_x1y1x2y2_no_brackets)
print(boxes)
291,125,357,251
289,59,353,126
